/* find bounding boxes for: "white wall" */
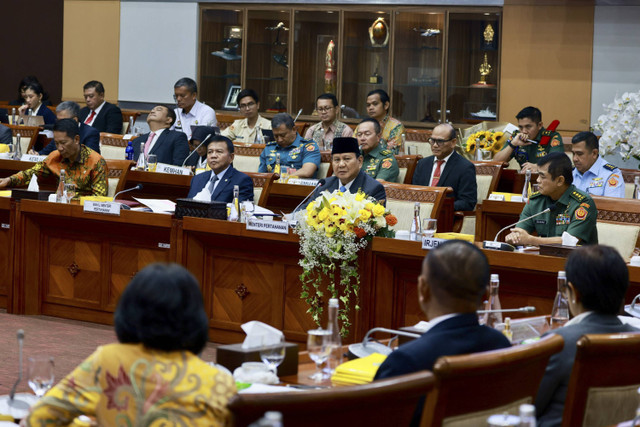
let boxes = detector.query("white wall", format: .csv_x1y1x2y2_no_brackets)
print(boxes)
119,1,198,103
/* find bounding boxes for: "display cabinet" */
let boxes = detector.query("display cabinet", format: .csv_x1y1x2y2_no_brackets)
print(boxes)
198,5,501,127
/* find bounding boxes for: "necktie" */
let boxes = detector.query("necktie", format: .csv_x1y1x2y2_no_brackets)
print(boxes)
207,174,219,199
84,110,96,125
339,185,347,192
143,132,156,157
431,160,445,186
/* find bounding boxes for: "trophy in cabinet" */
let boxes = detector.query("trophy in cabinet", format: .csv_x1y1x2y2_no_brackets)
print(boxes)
211,26,242,61
267,22,289,68
324,40,336,93
477,53,492,86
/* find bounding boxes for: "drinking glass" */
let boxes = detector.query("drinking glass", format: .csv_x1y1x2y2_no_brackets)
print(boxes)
147,154,158,172
64,183,76,202
27,356,54,398
307,329,332,382
422,218,438,238
259,335,286,378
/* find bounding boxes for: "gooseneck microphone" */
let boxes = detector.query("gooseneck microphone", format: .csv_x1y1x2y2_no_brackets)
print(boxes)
113,184,143,202
293,108,303,122
9,329,25,401
291,179,326,214
477,306,536,314
483,204,556,252
182,133,213,168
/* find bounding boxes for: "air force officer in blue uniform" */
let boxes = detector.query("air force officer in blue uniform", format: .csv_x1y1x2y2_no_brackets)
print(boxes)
571,131,624,198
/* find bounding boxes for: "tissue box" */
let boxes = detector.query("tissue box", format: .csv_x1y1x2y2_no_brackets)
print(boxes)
174,198,227,220
11,189,53,201
216,342,299,376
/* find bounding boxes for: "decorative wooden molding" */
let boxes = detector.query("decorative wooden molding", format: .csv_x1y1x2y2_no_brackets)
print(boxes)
597,210,640,224
234,145,265,156
67,261,80,278
385,187,439,202
235,283,250,300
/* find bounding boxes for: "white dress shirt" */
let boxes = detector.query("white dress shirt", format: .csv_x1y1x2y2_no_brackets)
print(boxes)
172,100,217,139
84,101,106,126
193,166,230,201
144,128,166,154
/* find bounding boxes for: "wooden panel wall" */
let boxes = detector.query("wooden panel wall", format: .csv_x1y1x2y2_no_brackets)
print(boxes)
499,3,595,132
62,0,121,103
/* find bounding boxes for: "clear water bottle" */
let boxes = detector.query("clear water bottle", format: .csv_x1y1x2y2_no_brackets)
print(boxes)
128,116,134,134
233,185,241,222
14,133,22,160
324,298,343,375
519,403,536,427
248,411,283,427
125,141,134,161
550,271,569,329
410,202,422,241
274,153,282,181
255,125,264,144
483,274,502,328
632,386,640,427
522,169,532,202
634,176,640,200
56,169,67,203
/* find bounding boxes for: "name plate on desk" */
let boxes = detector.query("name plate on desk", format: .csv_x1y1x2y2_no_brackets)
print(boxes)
21,154,46,162
246,218,289,234
421,236,446,249
84,201,121,216
488,193,505,201
286,178,319,186
155,163,192,176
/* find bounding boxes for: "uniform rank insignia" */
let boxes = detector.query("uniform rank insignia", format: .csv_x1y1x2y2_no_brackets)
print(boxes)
574,207,588,221
550,138,561,147
608,174,619,187
306,144,316,151
381,160,392,169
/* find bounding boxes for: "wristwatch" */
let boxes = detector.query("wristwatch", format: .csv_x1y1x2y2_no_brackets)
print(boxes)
507,139,516,149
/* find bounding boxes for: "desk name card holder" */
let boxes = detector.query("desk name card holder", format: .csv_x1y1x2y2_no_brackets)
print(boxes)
246,218,289,235
155,163,192,176
83,201,121,216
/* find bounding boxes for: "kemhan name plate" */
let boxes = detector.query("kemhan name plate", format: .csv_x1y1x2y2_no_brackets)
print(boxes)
155,163,192,175
421,236,446,250
286,178,319,186
246,218,289,234
21,154,47,162
84,201,121,216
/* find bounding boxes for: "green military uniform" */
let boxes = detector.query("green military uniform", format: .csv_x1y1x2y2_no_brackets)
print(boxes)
362,144,399,182
500,127,564,167
518,184,598,244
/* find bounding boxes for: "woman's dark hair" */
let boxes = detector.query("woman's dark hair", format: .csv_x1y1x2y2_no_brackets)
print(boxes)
565,245,629,315
24,81,45,97
114,263,209,354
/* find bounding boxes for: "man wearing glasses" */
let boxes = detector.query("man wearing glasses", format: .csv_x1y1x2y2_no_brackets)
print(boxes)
171,77,216,140
304,93,353,149
222,89,271,143
412,123,477,211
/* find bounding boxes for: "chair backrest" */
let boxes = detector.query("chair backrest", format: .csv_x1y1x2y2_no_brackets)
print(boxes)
106,159,133,198
592,196,640,260
245,172,277,207
395,154,423,184
6,124,39,153
294,122,308,138
233,143,264,173
382,183,450,231
472,161,504,205
100,132,132,160
562,333,640,427
121,110,141,134
216,113,242,131
318,151,332,179
405,129,433,158
421,334,564,427
228,370,435,427
621,168,640,199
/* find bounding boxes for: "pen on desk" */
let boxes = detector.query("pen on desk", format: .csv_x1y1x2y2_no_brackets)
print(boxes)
286,384,328,389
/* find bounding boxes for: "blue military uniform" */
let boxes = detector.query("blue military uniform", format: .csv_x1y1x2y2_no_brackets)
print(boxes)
258,134,321,178
572,156,624,198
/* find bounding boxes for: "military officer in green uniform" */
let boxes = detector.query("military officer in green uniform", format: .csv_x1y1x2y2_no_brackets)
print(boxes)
258,113,321,178
356,117,399,182
494,106,563,174
506,152,598,246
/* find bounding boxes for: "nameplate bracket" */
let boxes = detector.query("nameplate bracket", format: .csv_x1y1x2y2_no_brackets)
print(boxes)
246,218,289,234
155,163,192,175
83,201,121,216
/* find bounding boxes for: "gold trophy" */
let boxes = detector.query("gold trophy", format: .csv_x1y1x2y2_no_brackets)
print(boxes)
477,53,492,86
324,40,336,93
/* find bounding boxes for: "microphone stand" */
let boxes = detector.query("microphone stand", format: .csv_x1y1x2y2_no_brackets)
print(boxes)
182,133,212,168
113,184,144,209
477,306,536,314
9,329,24,401
483,207,553,252
290,179,326,215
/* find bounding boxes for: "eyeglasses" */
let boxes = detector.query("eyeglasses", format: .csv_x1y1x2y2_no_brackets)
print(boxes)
428,137,454,146
316,106,334,113
238,102,256,110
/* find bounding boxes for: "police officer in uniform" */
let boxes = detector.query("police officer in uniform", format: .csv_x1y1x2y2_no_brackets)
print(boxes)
258,113,321,178
571,131,624,198
356,117,399,182
494,106,563,173
506,152,598,246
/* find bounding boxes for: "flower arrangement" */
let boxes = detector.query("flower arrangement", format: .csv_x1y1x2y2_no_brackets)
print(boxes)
295,189,397,336
463,130,507,156
593,91,640,164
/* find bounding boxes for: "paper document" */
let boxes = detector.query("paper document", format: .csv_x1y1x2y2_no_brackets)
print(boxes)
133,197,176,213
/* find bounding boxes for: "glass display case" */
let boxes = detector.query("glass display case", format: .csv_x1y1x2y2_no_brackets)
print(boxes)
393,11,445,123
200,9,243,111
446,12,500,123
291,10,340,116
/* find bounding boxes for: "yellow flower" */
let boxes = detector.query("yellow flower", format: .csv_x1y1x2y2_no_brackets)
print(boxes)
325,224,337,237
365,202,375,211
338,222,350,232
358,209,372,222
355,192,366,202
317,207,330,222
372,204,385,217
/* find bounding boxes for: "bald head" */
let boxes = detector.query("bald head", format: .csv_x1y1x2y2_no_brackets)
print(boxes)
430,124,458,160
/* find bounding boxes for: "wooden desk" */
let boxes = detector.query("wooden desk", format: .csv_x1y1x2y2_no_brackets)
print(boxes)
123,169,191,201
0,197,13,308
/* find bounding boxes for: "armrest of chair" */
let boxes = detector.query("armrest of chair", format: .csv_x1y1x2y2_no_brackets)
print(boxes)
452,210,475,233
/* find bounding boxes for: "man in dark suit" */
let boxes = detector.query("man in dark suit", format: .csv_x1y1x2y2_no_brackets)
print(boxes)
78,80,123,134
535,245,638,427
187,135,253,203
0,124,11,145
412,123,477,211
309,137,386,202
374,240,511,426
132,106,189,167
37,101,100,155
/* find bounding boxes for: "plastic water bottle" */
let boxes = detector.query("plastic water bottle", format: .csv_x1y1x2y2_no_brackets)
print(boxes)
483,274,502,328
248,411,282,427
550,271,569,329
410,202,422,241
125,141,134,161
325,298,343,375
56,170,67,203
14,133,22,160
519,403,537,426
233,185,241,222
634,176,640,200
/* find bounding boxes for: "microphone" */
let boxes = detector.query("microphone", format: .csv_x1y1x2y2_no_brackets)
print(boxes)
293,108,303,122
182,133,213,167
113,184,143,206
483,204,556,252
477,306,536,314
348,327,421,359
522,169,532,202
9,329,25,401
291,179,326,214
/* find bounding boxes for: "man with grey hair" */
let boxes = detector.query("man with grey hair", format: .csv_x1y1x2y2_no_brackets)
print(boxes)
171,77,216,140
37,101,100,156
412,123,477,211
258,113,321,178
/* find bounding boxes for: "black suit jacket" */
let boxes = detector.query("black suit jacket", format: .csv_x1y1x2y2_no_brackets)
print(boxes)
310,170,386,202
535,314,639,427
0,124,11,144
375,313,511,426
187,167,254,203
412,151,477,211
40,122,100,155
79,102,123,134
132,129,190,167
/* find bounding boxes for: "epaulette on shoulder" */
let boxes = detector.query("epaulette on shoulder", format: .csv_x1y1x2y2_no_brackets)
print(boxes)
541,129,557,137
529,191,542,199
603,163,617,171
266,141,277,146
381,149,393,156
570,190,587,202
